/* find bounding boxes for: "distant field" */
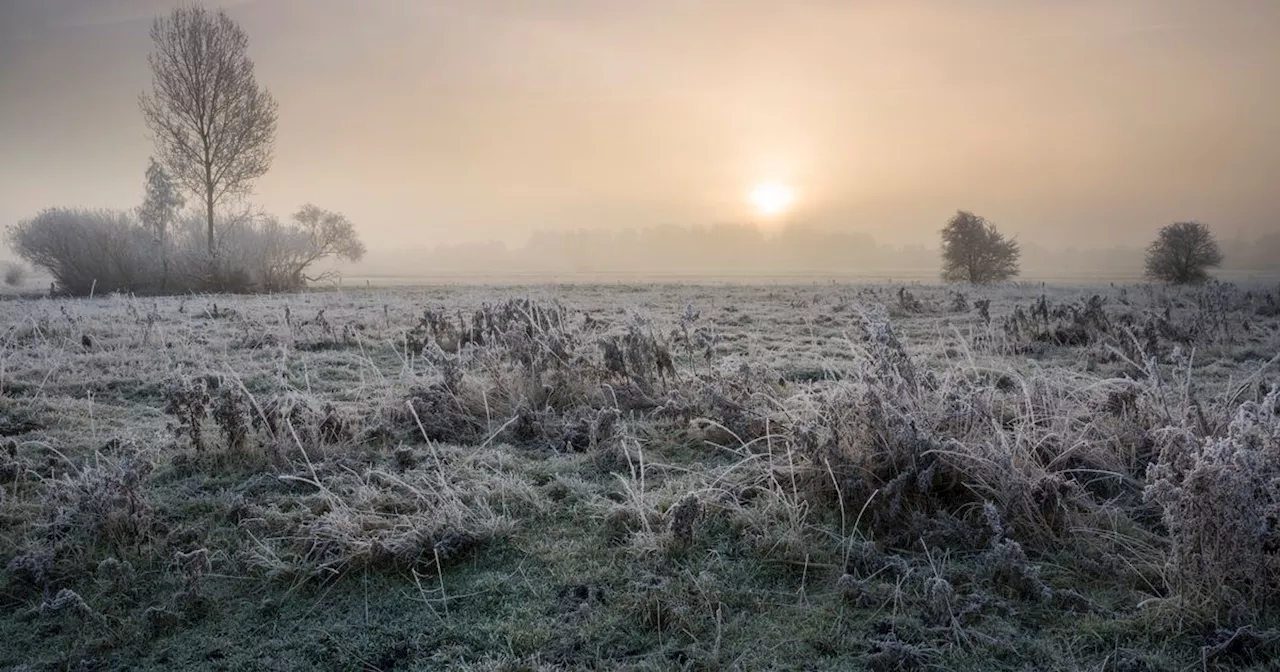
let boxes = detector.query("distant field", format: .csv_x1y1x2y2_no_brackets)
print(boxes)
2,281,1279,670
342,267,1280,288
6,266,1278,294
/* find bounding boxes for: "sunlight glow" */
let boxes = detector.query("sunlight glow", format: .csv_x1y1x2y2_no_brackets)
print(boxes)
748,182,795,218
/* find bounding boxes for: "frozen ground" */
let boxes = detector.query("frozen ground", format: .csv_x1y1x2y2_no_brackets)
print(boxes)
2,281,1279,670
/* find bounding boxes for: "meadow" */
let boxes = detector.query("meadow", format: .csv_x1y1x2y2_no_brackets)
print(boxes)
1,280,1279,670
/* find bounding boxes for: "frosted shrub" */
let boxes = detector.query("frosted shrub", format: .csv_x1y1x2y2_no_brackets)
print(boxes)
3,262,26,287
6,208,159,295
8,206,363,295
1144,387,1280,609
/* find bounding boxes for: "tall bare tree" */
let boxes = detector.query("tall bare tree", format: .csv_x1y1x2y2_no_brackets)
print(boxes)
939,210,1020,284
139,4,277,266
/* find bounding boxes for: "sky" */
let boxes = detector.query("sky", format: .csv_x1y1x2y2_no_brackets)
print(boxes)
1,0,1278,255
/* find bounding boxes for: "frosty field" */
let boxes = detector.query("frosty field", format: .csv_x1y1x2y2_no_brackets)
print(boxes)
2,281,1279,670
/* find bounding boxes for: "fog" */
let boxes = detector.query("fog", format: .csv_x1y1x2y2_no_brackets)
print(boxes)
2,0,1278,277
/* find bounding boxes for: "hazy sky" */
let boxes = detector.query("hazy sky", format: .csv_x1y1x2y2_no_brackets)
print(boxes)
2,0,1278,252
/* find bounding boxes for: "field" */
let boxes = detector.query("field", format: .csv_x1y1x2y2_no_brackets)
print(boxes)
2,281,1279,670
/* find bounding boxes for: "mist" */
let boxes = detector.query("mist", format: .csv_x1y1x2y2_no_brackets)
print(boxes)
2,0,1279,276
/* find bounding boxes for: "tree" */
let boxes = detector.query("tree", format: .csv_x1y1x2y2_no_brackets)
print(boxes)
139,4,278,266
257,205,366,290
1144,221,1223,284
137,158,185,289
939,210,1020,283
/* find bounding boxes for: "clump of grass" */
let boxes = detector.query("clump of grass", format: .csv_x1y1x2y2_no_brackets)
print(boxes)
1,445,156,609
35,587,101,624
164,376,211,451
5,547,54,598
0,438,20,483
93,557,138,602
254,392,320,458
895,286,927,314
666,493,701,545
980,502,1052,602
213,385,253,455
921,575,955,626
865,631,928,672
171,548,211,618
999,293,1113,348
240,448,523,584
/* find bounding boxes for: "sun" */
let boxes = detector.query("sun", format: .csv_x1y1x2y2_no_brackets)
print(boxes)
748,181,795,218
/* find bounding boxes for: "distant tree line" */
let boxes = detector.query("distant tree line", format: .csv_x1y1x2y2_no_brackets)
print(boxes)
372,215,1243,285
391,225,940,277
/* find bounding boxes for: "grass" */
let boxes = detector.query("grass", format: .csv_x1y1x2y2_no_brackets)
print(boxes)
2,281,1280,670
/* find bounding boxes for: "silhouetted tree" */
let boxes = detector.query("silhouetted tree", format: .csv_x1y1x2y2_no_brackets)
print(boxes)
140,4,277,267
939,210,1020,283
1144,221,1222,284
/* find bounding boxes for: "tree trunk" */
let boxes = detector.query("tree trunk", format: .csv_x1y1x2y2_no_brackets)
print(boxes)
206,191,216,258
205,186,218,288
159,231,169,292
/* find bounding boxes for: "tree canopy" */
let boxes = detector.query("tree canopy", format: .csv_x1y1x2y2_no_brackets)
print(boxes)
939,210,1020,284
1145,221,1223,284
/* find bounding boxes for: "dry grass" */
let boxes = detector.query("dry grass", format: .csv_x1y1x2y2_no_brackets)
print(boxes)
1,280,1279,669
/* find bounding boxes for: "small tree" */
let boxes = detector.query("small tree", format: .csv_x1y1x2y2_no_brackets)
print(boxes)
939,210,1020,283
137,158,185,290
139,4,278,268
1144,221,1223,284
254,205,366,290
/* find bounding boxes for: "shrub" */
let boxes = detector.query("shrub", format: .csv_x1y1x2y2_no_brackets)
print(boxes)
1144,387,1280,612
3,261,26,287
6,204,365,296
6,208,160,295
1145,221,1223,284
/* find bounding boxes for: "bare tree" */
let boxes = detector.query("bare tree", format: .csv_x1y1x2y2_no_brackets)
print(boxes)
939,210,1020,283
252,205,366,290
287,205,366,284
139,4,277,268
1145,221,1223,284
137,158,185,290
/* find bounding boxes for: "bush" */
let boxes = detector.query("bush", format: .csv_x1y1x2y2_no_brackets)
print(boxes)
1144,388,1280,611
5,208,160,295
3,262,26,287
1145,221,1223,284
6,205,364,296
